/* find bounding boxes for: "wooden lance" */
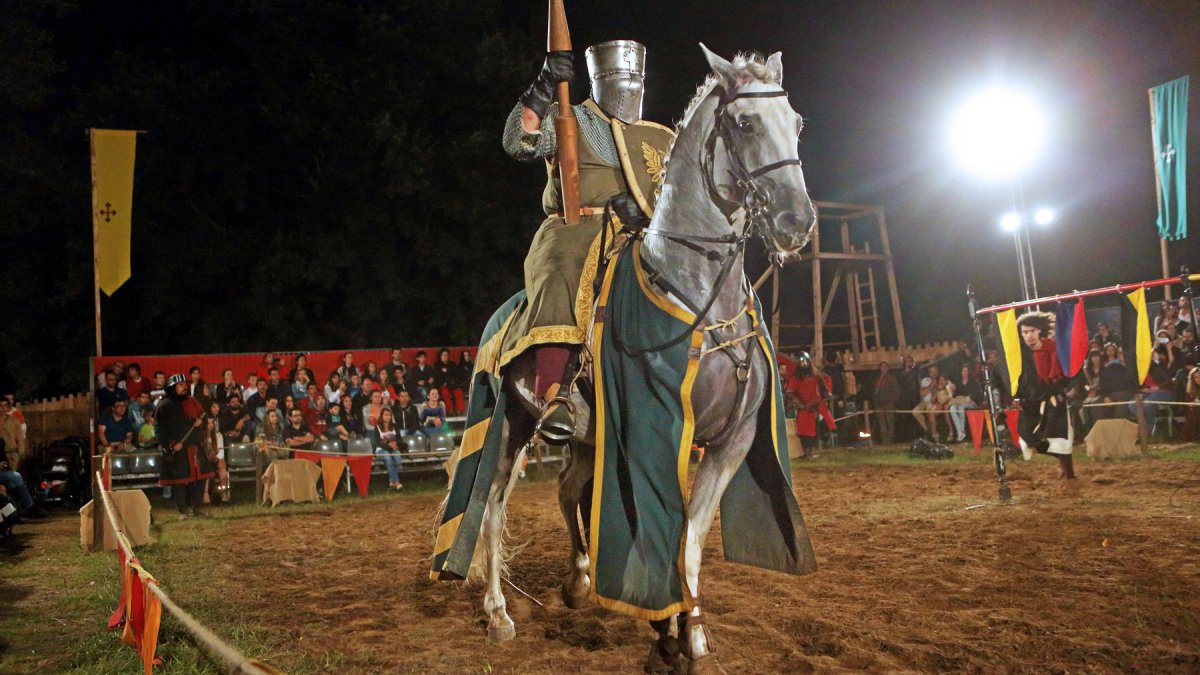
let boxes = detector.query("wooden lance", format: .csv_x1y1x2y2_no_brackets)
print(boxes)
548,0,580,225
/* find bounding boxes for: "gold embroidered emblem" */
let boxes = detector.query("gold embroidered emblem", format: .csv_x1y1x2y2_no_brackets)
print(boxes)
642,142,666,198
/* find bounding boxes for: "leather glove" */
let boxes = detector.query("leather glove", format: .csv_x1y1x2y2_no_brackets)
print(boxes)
608,193,650,230
519,51,575,119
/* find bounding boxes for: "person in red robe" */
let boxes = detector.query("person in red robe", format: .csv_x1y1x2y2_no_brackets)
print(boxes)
785,352,835,459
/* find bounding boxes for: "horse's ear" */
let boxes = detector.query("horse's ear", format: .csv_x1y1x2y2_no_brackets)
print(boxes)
700,43,740,94
766,51,783,84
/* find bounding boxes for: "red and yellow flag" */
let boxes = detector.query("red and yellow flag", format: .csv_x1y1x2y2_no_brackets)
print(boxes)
90,129,137,295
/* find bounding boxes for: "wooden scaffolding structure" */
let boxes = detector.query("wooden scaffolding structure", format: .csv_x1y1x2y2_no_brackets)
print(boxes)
759,201,907,369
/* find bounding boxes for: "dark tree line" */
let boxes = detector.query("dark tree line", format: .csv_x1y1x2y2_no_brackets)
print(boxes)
1,1,551,396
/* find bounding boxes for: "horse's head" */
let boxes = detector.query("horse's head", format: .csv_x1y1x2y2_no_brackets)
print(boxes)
700,44,816,260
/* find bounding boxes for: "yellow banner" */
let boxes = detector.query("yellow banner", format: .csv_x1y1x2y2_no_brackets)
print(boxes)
91,129,137,295
996,309,1022,396
1126,287,1152,385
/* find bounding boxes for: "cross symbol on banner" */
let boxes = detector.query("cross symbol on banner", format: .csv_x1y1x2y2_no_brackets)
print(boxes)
97,202,117,222
1161,143,1176,165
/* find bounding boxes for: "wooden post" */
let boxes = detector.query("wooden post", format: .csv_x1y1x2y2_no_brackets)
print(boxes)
1148,89,1172,301
91,460,105,552
1134,393,1149,450
254,447,263,505
810,222,823,360
547,0,579,225
89,130,103,356
876,209,907,351
840,219,860,360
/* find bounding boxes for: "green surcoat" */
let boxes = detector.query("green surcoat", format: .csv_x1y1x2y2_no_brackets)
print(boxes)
497,99,675,369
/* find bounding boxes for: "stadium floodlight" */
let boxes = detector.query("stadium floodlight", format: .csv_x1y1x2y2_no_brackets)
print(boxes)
949,87,1046,180
999,212,1021,232
1033,207,1055,226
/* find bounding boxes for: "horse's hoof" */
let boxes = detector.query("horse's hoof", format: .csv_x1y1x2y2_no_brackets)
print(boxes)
688,654,726,675
561,584,590,609
644,637,686,674
487,623,516,643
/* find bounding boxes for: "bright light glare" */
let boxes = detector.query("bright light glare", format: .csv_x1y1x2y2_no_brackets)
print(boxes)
950,87,1045,180
999,212,1021,232
1033,207,1055,226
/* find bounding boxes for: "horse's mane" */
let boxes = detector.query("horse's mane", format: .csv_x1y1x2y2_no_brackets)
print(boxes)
664,52,779,168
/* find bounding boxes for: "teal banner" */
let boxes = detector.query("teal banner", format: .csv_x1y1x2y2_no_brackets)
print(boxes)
1151,76,1188,241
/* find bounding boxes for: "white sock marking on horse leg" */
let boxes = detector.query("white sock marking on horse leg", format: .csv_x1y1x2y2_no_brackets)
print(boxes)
683,522,710,657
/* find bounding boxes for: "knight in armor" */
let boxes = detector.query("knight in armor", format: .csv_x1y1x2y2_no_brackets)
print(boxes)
156,373,216,518
1014,312,1077,479
784,352,835,459
502,41,675,443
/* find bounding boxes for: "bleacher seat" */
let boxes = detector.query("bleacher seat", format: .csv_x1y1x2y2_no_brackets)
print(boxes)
347,437,373,455
316,439,343,455
131,453,159,474
404,431,428,453
428,432,456,454
109,455,131,475
226,443,256,468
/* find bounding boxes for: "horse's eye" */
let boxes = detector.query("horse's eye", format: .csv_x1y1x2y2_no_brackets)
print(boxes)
737,118,753,131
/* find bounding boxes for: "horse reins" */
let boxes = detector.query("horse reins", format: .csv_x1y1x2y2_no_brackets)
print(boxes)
621,88,799,358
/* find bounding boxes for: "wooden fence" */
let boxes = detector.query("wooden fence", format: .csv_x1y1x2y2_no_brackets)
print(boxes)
20,393,91,447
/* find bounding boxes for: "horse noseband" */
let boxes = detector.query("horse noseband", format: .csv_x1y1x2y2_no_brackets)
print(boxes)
704,89,801,240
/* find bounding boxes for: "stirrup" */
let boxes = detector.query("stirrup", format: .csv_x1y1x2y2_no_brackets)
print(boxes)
537,395,576,445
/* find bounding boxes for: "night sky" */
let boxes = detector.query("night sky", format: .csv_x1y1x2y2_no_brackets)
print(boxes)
565,0,1199,341
3,1,1198,394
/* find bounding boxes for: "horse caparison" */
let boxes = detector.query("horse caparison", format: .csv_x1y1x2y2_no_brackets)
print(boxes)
457,46,816,674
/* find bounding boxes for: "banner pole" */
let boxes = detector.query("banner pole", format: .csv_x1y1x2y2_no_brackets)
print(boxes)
89,129,104,356
1148,89,1172,301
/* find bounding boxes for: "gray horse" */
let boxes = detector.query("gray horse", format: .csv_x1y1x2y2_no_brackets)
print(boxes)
469,45,816,674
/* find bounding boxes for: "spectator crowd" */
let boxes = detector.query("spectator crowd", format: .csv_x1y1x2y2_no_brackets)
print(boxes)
93,349,476,495
786,297,1200,449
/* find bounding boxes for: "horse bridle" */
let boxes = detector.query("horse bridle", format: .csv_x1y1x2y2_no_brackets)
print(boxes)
627,88,800,354
640,88,801,257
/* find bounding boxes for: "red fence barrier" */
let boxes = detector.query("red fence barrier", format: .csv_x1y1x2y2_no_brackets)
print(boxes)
93,346,476,383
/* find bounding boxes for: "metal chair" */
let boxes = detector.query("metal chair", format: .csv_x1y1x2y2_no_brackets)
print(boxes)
346,437,373,455
404,431,428,453
226,443,256,468
317,439,343,455
428,432,456,454
108,454,131,475
131,452,159,474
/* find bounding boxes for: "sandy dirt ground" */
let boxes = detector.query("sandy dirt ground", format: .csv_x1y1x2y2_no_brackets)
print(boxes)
6,453,1200,673
129,454,1200,673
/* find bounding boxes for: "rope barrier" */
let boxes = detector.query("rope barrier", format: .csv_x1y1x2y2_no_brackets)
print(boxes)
827,400,1200,424
94,470,280,674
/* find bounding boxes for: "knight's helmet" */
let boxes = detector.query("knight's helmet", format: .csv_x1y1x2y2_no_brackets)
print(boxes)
586,40,646,124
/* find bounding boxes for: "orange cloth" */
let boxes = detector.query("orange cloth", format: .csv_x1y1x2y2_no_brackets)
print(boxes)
320,457,347,502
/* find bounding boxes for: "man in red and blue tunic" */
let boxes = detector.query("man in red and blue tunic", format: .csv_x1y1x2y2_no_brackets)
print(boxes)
1015,312,1077,479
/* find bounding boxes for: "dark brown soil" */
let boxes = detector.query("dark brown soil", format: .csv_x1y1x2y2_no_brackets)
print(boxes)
136,456,1200,672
